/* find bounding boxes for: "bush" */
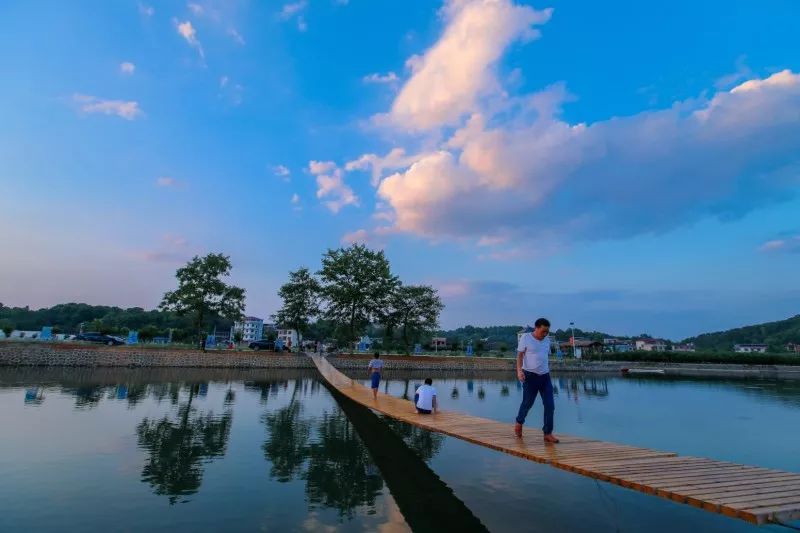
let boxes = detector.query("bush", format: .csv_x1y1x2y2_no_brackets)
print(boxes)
595,350,799,365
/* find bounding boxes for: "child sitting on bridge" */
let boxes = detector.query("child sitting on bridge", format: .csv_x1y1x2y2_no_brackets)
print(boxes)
414,378,438,414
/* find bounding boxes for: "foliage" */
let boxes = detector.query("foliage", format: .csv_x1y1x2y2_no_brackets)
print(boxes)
683,314,800,352
318,245,398,343
0,302,230,341
389,284,443,353
596,350,800,365
275,267,321,350
160,253,246,347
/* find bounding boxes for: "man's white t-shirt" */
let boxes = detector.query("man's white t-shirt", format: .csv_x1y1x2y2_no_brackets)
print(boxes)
517,334,551,374
415,384,437,410
368,359,384,371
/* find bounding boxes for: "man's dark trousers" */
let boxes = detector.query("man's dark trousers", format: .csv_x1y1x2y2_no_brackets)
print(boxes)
515,370,554,435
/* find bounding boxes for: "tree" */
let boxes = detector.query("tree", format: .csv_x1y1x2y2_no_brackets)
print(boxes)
275,267,321,352
391,284,443,354
0,319,14,339
233,330,243,345
160,253,245,350
318,245,398,344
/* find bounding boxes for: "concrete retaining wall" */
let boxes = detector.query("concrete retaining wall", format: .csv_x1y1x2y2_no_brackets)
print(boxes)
1,342,799,378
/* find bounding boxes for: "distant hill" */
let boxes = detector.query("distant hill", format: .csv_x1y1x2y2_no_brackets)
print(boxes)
684,315,800,352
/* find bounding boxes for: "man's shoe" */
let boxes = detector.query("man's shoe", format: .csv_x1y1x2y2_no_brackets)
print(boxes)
514,423,523,437
543,433,560,443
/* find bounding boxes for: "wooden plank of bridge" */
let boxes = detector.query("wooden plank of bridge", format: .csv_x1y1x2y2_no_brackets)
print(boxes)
311,354,800,526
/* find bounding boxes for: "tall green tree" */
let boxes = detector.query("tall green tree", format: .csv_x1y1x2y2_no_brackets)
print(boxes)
392,285,443,353
275,267,321,352
318,245,398,344
160,253,245,350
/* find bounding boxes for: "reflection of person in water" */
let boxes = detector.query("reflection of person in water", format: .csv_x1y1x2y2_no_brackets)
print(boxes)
414,378,437,414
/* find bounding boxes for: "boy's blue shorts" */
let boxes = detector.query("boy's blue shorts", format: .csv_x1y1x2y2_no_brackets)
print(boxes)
370,372,381,389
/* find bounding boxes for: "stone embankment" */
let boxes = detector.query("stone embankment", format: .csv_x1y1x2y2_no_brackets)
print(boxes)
1,342,799,378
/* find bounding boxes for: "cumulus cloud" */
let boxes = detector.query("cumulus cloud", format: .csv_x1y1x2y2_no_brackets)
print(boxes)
386,0,552,130
273,164,291,180
174,19,204,59
308,161,359,213
363,72,399,84
314,0,800,254
72,94,142,120
119,62,135,75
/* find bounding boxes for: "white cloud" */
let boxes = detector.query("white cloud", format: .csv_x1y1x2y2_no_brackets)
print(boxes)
280,1,307,18
220,75,229,88
156,176,185,188
313,0,800,255
345,147,430,187
228,27,246,45
341,229,369,245
174,19,205,59
279,1,308,31
272,165,291,181
138,2,154,17
72,94,142,120
119,62,136,75
308,161,359,213
759,235,800,253
188,2,204,15
386,0,552,130
363,72,399,84
291,193,300,204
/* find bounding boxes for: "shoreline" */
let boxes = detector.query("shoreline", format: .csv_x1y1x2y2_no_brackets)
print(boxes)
1,343,800,379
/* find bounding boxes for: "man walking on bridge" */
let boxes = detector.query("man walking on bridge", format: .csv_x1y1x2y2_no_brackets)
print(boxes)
514,318,559,443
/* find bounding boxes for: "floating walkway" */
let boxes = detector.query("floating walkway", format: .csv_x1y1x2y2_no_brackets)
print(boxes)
310,354,800,526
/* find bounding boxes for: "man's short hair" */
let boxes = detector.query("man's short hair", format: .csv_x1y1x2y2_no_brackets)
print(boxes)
534,318,551,328
424,378,433,385
374,352,380,357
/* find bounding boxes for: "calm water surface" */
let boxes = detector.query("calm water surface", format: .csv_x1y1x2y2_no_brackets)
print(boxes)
1,366,799,532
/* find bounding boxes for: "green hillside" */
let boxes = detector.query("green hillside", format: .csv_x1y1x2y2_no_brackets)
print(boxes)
684,314,800,352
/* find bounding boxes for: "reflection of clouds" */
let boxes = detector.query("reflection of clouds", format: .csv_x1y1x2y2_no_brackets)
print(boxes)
301,512,338,533
378,494,412,533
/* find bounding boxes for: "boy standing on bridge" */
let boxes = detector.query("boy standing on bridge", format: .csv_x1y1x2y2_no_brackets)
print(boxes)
368,352,384,400
514,318,559,443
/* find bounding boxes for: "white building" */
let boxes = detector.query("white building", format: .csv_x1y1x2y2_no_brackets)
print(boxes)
734,344,768,353
635,338,667,352
231,317,264,343
277,329,298,349
672,343,696,352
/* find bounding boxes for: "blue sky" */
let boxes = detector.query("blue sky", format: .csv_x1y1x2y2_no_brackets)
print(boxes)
1,0,799,339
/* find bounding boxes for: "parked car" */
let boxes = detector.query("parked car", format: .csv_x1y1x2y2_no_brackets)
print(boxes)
249,340,276,351
74,332,125,346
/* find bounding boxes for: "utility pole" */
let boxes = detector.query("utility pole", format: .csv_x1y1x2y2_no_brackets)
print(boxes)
570,322,575,358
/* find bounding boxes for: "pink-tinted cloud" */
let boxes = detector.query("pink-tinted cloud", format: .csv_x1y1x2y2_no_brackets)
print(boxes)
72,94,142,120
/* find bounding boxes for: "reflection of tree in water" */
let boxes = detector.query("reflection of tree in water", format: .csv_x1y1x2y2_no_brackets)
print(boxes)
67,385,106,408
261,380,384,520
262,383,310,482
304,409,383,519
382,417,445,463
136,385,232,504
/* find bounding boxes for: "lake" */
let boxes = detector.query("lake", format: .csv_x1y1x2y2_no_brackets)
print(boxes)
1,367,799,532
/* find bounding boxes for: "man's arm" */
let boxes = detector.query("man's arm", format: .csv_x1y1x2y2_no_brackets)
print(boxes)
432,394,437,413
516,351,525,382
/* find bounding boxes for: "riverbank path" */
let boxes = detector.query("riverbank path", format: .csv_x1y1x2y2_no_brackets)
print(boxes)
310,354,800,527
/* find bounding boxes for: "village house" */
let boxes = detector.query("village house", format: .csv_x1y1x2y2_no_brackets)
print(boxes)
672,343,696,352
635,338,668,352
734,343,768,353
